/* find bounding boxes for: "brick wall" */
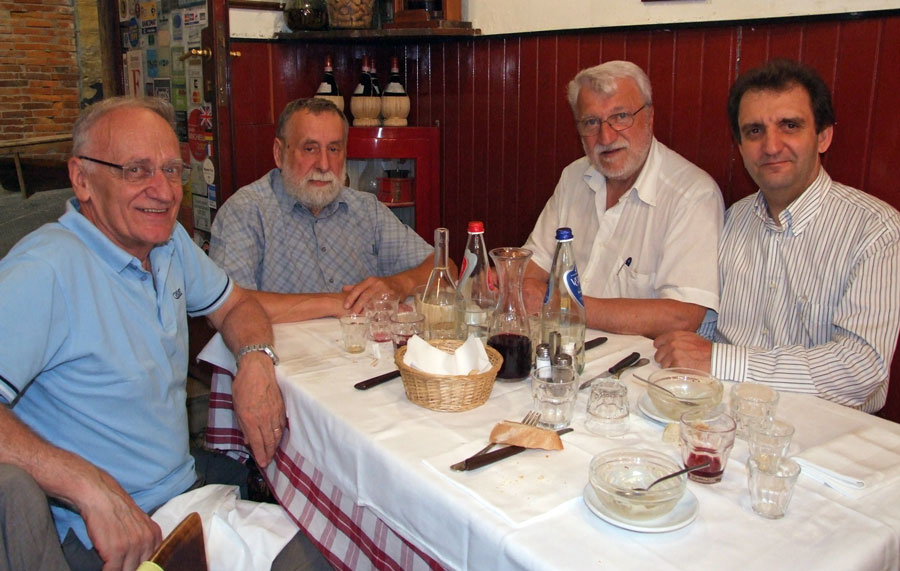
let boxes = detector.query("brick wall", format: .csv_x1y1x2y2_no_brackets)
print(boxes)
0,0,80,161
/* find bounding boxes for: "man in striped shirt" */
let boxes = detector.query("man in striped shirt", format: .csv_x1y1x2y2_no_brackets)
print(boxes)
654,59,900,413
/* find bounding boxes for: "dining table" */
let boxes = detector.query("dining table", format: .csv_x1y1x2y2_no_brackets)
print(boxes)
199,317,900,571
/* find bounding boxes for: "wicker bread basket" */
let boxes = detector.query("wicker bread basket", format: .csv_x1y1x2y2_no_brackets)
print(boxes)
394,339,503,412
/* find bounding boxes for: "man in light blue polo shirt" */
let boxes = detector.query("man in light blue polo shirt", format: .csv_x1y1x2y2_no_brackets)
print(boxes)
0,97,312,570
210,98,435,322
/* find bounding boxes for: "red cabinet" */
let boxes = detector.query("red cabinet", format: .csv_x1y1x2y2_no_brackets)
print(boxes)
347,126,440,242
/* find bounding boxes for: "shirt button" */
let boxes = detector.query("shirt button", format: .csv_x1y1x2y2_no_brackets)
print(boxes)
761,328,769,336
329,278,334,284
320,247,326,252
769,282,776,289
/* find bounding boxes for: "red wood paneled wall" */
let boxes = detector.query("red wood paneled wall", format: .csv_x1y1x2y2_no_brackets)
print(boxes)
229,11,900,419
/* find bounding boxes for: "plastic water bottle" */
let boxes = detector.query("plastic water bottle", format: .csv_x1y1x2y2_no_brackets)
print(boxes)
541,227,586,373
456,221,495,341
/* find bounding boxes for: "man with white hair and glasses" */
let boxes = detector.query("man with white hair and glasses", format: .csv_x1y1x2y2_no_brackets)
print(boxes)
210,98,434,320
522,60,725,338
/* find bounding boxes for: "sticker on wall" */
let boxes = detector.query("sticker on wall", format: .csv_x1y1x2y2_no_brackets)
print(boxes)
157,47,171,77
207,184,217,207
202,157,215,185
127,17,140,48
192,194,211,232
119,0,130,21
187,61,202,105
187,107,210,162
171,10,183,43
153,78,171,102
146,49,158,78
175,111,188,142
140,1,158,34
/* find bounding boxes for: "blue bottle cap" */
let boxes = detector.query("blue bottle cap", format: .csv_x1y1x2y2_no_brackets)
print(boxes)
555,227,574,241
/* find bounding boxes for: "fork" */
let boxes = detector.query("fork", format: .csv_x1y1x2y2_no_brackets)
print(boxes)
469,410,541,458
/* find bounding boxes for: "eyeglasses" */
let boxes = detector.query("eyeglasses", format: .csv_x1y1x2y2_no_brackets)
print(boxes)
575,105,647,136
78,155,192,184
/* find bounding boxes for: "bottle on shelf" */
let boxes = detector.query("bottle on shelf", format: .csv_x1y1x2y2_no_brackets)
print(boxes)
455,221,495,342
540,227,586,373
314,54,344,112
357,159,383,196
419,228,459,340
382,56,410,127
350,55,381,126
369,60,382,97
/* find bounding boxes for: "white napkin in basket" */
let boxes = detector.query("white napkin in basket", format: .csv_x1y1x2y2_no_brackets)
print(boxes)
402,335,492,375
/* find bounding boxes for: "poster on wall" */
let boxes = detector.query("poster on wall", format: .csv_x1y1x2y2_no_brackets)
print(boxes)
119,0,131,21
157,46,171,77
125,49,144,97
186,60,203,106
182,7,206,47
192,194,211,232
146,48,158,78
170,10,184,44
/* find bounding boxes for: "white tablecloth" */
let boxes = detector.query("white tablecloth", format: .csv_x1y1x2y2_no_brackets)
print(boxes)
202,318,900,571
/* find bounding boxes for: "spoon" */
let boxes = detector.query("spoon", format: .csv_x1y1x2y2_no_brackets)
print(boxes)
632,374,700,407
579,358,650,390
622,460,712,495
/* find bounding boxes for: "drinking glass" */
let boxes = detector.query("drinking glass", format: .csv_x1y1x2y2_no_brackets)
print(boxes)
365,292,399,343
340,314,369,353
390,311,425,350
748,455,801,519
749,419,795,459
730,382,780,439
531,364,578,429
585,379,629,437
679,407,737,484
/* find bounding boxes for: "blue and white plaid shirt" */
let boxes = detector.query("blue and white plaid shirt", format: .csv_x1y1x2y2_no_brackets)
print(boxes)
210,169,433,293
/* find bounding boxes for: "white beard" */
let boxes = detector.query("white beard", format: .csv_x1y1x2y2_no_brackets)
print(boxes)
283,166,346,212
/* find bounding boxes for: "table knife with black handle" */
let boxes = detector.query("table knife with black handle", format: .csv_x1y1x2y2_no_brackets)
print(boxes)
354,370,401,390
451,428,574,471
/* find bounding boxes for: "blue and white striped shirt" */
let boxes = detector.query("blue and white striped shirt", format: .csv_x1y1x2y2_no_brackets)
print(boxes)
705,168,900,412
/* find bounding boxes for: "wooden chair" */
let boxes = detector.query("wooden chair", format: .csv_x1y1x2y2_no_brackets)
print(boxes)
147,512,208,571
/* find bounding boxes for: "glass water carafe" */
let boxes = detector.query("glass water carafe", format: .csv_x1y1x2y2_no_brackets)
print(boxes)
419,228,459,340
487,247,533,381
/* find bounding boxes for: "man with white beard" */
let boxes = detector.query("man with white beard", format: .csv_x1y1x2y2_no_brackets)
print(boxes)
211,98,433,320
522,61,724,338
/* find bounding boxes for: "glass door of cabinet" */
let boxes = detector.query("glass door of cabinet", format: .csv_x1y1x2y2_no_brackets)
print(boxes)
346,126,440,242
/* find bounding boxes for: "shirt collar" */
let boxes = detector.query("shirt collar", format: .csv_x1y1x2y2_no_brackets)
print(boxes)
752,167,830,235
272,168,348,218
582,137,660,207
58,198,169,274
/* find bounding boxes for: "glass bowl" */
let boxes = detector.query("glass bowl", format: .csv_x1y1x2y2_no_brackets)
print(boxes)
647,367,723,420
588,448,686,521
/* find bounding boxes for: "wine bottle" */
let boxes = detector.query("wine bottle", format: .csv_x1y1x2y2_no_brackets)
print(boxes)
420,228,459,340
369,60,382,97
383,56,406,96
541,227,586,373
353,55,373,96
316,55,340,96
455,221,495,341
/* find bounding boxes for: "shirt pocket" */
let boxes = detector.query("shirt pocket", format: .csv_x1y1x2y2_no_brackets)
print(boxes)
613,263,656,298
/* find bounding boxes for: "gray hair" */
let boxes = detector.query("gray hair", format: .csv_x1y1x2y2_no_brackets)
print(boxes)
566,61,653,115
276,98,349,142
72,96,176,156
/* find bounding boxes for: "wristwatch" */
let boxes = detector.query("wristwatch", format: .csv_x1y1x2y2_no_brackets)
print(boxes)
235,344,279,368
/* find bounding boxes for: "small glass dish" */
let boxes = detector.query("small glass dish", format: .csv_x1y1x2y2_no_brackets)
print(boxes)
646,367,723,420
588,448,686,521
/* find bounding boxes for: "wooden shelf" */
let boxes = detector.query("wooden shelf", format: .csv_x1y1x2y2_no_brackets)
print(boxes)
275,25,479,40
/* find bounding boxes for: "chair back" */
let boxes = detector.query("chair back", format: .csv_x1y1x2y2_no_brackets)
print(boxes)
148,511,208,571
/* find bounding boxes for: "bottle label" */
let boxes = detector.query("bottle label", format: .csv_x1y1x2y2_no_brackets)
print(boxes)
317,82,334,94
458,249,476,290
564,268,585,307
385,83,405,94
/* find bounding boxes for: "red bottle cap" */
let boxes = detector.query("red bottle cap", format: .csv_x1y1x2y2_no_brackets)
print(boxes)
467,221,484,233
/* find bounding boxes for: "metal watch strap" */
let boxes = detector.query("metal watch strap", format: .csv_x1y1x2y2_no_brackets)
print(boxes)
235,344,279,368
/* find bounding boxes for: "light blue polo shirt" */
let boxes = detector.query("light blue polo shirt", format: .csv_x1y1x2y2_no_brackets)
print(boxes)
0,198,232,548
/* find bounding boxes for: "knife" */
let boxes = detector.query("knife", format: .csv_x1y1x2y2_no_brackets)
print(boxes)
354,370,401,390
585,336,608,351
577,351,642,391
450,428,574,471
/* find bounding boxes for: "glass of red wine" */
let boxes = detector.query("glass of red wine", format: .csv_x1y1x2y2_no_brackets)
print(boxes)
679,406,736,484
390,311,425,350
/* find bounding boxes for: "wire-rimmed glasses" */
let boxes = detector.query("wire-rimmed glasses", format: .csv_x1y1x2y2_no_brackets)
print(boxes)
575,105,647,137
78,155,192,184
